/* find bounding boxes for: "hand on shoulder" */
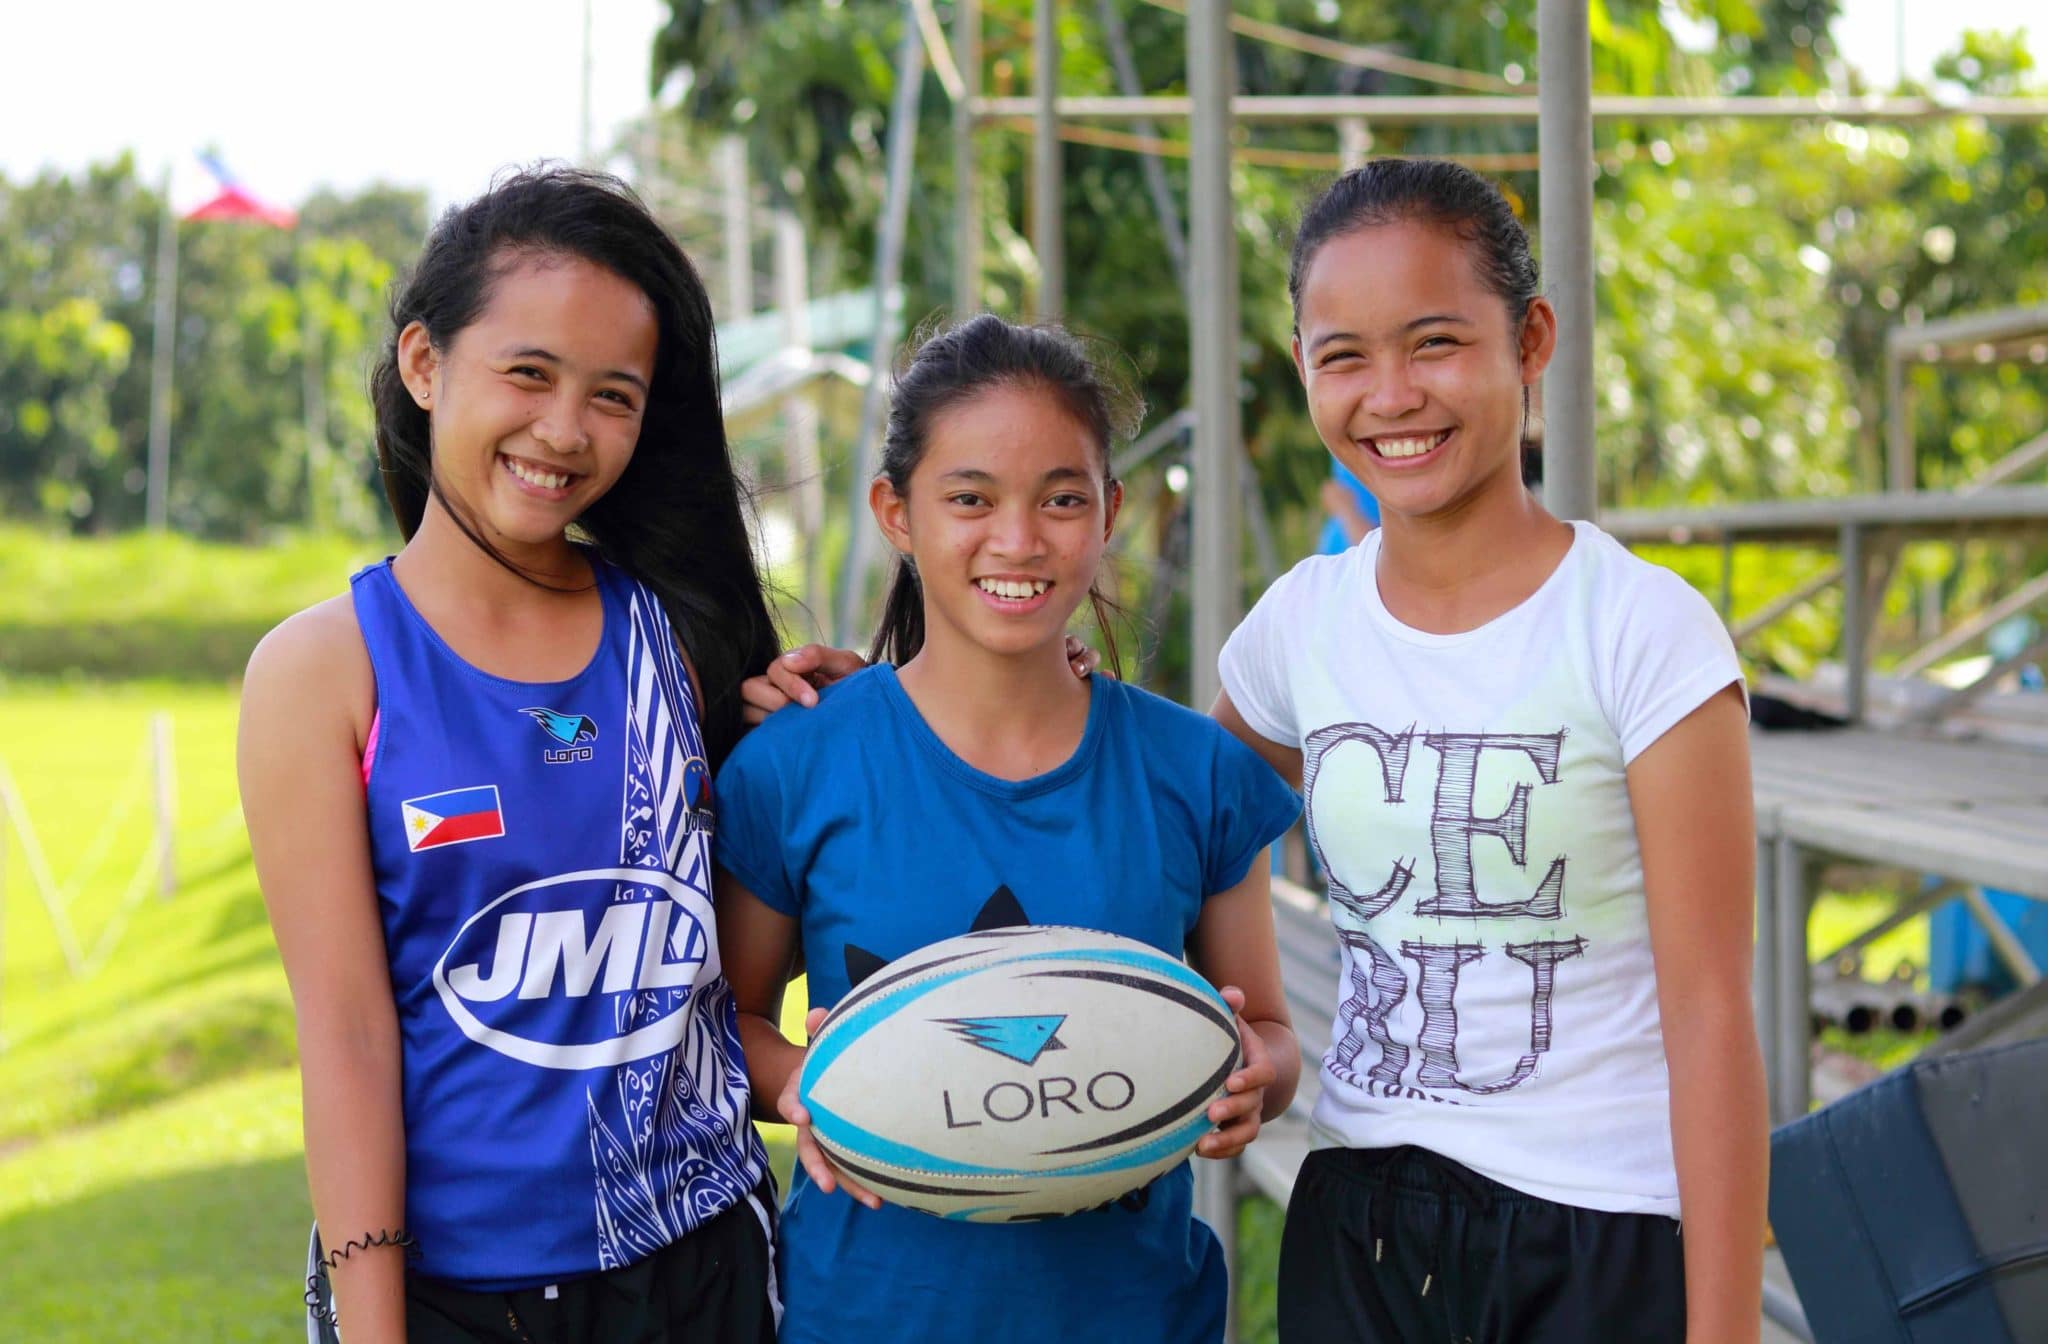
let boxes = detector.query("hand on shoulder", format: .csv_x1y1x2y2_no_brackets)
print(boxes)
739,637,1105,725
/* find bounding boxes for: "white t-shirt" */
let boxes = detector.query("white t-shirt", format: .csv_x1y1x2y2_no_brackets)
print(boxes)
1220,520,1743,1217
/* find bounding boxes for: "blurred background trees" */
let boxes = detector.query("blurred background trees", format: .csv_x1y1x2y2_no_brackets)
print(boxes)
2,3,2041,656
0,159,424,538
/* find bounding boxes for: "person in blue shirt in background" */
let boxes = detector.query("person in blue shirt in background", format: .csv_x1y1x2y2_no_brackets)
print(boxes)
1316,459,1380,553
713,315,1302,1344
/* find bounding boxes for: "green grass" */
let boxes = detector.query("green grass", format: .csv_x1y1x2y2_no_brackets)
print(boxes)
1236,1195,1284,1344
0,683,277,1142
0,681,799,1339
0,1069,313,1340
0,681,309,1337
0,526,380,627
0,526,385,679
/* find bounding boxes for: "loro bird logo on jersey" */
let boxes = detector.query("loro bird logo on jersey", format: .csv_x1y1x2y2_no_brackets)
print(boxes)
521,706,598,745
522,706,598,764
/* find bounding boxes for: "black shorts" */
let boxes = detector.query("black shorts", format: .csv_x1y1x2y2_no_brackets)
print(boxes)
398,1177,780,1344
1277,1146,1684,1344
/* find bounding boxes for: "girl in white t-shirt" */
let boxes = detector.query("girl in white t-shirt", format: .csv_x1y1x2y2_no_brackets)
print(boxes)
1213,159,1765,1342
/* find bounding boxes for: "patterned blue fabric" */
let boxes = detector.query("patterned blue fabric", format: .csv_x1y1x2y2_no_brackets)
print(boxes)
716,666,1300,1343
351,555,765,1290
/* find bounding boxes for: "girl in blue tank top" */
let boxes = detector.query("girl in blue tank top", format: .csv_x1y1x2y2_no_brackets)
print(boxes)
713,317,1304,1343
239,169,784,1344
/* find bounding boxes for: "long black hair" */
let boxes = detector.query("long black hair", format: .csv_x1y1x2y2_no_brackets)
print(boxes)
867,315,1141,672
1288,158,1541,332
368,165,777,767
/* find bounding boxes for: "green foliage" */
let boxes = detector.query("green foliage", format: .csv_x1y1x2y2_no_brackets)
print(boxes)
0,158,425,538
0,526,385,679
651,1,2043,687
1236,1193,1284,1344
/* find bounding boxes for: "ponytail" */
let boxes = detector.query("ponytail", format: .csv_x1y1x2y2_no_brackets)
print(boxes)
868,559,927,667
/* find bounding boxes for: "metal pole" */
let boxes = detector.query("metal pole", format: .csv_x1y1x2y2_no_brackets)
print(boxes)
1885,348,1912,492
952,0,981,316
1188,2,1240,707
1537,0,1597,522
1894,0,1907,89
579,0,595,164
1752,836,1778,1117
720,137,755,319
1762,1281,1816,1342
833,6,926,646
152,714,176,899
973,92,2048,123
1033,0,1063,319
1772,837,1811,1122
145,173,178,532
1959,886,2044,986
1197,1159,1241,1344
1338,117,1370,170
1718,539,1735,620
775,210,827,628
1840,523,1867,722
1096,0,1188,284
301,253,330,532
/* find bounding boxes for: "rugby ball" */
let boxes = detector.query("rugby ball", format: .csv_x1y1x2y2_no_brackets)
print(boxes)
796,925,1240,1222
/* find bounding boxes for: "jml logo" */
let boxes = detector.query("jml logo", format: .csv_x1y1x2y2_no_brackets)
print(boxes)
433,867,711,1070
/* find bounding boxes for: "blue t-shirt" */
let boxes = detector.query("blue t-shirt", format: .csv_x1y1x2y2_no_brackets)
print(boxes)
1316,460,1381,555
716,666,1299,1344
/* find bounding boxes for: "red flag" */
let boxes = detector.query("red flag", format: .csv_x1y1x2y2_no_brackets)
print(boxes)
183,154,297,228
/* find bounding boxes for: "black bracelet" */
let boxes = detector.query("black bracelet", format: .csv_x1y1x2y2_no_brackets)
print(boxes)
304,1228,420,1329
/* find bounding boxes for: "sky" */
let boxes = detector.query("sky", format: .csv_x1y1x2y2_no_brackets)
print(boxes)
0,1,2037,213
0,0,670,211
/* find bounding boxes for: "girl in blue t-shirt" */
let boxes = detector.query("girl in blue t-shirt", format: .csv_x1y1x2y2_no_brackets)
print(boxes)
713,315,1302,1344
240,169,784,1343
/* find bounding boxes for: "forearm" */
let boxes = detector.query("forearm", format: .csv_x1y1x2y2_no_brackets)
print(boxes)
1250,1017,1300,1121
1665,1000,1768,1344
738,1010,804,1122
299,1015,409,1344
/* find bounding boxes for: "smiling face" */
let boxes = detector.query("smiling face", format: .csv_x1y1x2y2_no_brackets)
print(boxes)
1292,218,1554,523
399,252,658,551
872,381,1121,663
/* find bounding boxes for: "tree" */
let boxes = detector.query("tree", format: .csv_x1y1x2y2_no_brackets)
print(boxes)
646,2,2043,685
0,158,427,537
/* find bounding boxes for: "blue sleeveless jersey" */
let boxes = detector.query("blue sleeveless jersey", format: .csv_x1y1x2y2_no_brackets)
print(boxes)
351,555,767,1290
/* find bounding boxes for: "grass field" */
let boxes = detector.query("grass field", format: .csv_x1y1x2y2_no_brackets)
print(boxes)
0,527,380,628
0,678,1927,1342
0,683,799,1339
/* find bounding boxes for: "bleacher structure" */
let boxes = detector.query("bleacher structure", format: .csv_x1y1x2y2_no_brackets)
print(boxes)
798,3,2048,1338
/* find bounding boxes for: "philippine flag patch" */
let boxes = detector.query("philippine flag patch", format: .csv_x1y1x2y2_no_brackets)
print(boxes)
401,785,506,852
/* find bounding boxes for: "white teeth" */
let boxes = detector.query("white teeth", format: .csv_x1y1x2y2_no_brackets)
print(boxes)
505,457,569,490
1374,432,1447,459
976,578,1049,599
